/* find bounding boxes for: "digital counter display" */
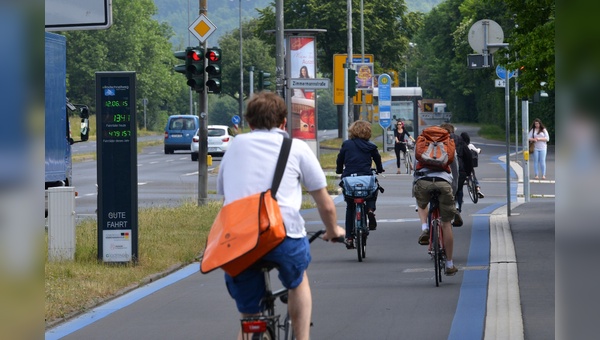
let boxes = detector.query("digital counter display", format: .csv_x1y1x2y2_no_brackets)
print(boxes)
96,72,138,263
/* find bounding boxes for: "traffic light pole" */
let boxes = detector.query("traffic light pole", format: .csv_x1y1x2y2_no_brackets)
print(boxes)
198,0,208,206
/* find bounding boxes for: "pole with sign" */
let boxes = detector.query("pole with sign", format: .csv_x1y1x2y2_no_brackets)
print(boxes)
378,74,392,151
96,72,138,263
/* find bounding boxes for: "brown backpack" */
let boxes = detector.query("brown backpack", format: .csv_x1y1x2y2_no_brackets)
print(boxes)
415,126,456,173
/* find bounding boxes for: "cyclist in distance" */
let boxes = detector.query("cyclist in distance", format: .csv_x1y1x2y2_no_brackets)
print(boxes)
394,121,415,174
413,125,460,276
440,123,470,226
336,120,385,247
217,92,345,340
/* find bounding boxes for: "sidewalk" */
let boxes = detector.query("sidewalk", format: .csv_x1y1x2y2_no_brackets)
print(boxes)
485,148,555,340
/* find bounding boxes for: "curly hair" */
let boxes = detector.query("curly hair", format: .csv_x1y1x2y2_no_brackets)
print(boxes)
348,120,372,140
244,92,287,130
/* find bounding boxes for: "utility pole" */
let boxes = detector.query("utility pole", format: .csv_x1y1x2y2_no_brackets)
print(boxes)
343,0,353,140
275,0,284,98
197,0,208,206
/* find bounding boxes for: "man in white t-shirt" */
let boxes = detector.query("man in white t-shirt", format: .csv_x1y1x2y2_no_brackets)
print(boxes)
217,91,345,340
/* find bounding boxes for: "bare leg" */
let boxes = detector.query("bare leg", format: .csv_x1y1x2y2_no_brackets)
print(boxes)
441,221,453,262
287,272,312,340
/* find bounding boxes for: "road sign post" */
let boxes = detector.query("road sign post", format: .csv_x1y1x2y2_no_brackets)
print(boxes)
378,74,392,152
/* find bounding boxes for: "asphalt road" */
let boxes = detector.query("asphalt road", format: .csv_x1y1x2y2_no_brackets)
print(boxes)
49,126,555,339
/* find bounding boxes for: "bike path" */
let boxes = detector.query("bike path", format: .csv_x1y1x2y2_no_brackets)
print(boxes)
46,130,555,339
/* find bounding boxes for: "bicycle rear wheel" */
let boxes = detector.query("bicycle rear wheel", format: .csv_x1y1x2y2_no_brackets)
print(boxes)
432,220,441,287
467,175,478,203
356,228,364,262
361,208,367,259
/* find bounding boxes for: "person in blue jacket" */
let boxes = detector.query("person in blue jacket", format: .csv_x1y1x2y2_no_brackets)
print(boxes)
336,120,385,248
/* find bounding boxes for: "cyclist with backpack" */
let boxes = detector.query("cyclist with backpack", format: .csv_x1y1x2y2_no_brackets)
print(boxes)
412,125,460,276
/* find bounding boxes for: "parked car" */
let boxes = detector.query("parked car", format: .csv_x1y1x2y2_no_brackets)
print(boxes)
191,125,236,161
164,115,199,154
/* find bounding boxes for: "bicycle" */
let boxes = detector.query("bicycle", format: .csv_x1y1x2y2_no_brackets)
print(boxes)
465,170,479,204
240,230,335,340
341,170,381,262
426,188,446,287
404,140,414,175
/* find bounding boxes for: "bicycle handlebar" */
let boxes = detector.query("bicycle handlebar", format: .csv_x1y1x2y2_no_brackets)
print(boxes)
308,230,347,245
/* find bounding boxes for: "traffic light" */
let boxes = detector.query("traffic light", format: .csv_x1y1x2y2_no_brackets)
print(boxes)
205,48,222,94
258,71,271,91
173,49,188,77
186,47,204,92
347,68,357,97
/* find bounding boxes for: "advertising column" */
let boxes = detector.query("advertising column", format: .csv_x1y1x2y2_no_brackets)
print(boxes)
289,37,317,142
96,72,138,263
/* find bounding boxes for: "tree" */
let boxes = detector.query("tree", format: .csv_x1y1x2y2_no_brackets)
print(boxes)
501,0,555,98
254,0,413,76
217,19,276,101
62,0,186,131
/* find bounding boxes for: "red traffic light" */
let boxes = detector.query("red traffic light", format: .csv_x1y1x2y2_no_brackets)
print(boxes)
187,50,202,61
206,50,220,62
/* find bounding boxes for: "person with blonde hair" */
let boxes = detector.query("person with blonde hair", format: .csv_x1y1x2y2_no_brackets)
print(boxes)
336,121,385,247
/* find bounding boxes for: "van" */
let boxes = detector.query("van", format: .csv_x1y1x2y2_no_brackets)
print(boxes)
164,115,199,154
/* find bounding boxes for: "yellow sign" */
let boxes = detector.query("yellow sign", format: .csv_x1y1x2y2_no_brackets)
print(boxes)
333,54,374,105
189,14,217,44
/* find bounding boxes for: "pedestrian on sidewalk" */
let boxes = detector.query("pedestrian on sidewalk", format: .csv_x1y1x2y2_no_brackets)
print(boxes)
528,118,550,180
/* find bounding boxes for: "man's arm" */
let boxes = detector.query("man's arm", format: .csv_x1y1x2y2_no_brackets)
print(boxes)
309,187,345,241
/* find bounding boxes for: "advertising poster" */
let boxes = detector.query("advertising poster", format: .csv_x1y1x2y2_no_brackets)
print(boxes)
289,36,316,140
355,63,374,89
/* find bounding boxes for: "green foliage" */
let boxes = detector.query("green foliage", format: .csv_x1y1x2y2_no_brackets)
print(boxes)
60,0,187,131
254,0,414,76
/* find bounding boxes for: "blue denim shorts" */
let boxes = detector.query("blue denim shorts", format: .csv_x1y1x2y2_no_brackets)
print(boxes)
224,236,311,314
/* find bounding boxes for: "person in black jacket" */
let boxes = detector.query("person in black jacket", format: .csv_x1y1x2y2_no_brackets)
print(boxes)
336,121,385,247
440,123,472,226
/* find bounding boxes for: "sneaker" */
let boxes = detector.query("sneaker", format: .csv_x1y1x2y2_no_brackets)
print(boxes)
368,211,377,230
452,213,463,227
418,230,429,245
345,237,355,249
397,169,401,174
445,266,458,276
477,189,485,199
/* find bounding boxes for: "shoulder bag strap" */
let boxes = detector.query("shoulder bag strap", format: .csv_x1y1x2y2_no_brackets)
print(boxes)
271,137,292,197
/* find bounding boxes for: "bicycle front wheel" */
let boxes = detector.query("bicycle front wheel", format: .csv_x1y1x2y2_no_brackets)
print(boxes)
406,151,413,174
283,314,294,340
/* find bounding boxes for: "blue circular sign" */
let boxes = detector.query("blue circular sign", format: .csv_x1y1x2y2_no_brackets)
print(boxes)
496,65,515,80
232,115,241,124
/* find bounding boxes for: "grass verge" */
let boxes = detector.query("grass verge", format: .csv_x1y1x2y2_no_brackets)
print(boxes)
45,201,220,326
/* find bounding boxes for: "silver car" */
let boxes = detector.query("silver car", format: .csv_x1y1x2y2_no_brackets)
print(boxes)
191,125,236,161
